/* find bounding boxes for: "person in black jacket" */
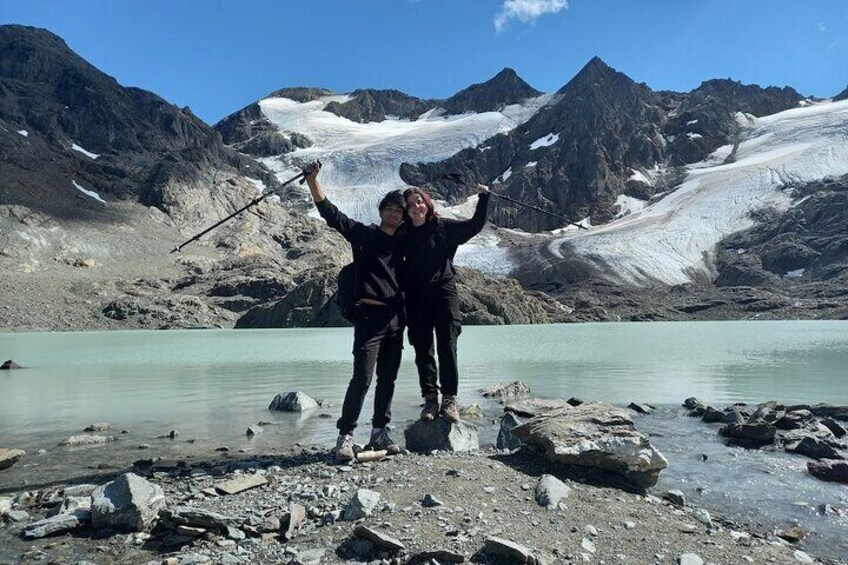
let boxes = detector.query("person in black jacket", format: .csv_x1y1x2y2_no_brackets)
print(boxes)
399,183,490,422
304,162,406,461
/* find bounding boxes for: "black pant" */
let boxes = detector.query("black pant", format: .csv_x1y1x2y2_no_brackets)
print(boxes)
337,305,404,435
406,282,462,398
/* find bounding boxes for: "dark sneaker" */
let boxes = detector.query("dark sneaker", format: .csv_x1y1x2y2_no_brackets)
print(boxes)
421,394,439,421
441,395,460,423
334,434,355,462
367,428,401,454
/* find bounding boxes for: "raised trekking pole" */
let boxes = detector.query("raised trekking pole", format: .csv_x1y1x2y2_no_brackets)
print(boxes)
169,162,320,253
441,173,588,230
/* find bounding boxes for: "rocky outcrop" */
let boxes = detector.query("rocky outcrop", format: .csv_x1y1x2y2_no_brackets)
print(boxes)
324,89,436,123
807,459,848,483
0,25,280,220
235,265,566,329
511,401,669,489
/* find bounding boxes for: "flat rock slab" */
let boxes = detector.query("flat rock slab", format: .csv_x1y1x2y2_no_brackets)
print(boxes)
354,524,405,552
0,448,25,470
481,380,531,400
60,435,116,446
162,506,232,531
21,510,90,539
511,401,668,489
405,418,479,453
504,398,572,418
215,473,267,495
484,536,547,565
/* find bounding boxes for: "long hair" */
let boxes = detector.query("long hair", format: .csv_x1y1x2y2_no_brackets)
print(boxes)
402,187,438,223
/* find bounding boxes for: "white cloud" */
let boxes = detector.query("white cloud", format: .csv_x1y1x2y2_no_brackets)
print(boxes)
494,0,568,33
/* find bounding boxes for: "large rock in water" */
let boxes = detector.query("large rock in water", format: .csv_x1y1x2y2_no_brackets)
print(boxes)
807,459,848,484
91,472,165,531
404,419,479,453
268,391,319,412
511,401,668,489
0,448,25,470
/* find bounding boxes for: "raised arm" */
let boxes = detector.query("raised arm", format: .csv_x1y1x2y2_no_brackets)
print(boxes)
444,184,491,246
305,162,363,243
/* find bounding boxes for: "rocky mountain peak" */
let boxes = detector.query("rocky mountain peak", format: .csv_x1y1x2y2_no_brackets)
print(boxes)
440,67,542,115
833,85,848,102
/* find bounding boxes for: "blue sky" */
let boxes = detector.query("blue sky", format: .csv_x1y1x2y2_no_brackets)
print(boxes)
2,0,847,124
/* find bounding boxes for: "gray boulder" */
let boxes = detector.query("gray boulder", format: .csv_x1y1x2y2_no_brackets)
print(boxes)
268,392,319,412
786,436,843,460
0,448,25,470
343,489,381,521
404,418,479,453
497,412,527,450
719,422,777,447
535,474,571,509
91,472,165,531
822,418,847,438
1,360,22,370
21,510,90,539
511,401,668,489
776,410,815,430
807,459,848,483
353,524,405,552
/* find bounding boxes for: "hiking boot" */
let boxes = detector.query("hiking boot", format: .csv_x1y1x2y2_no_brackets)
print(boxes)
421,394,439,422
334,434,355,462
440,395,460,423
367,428,401,454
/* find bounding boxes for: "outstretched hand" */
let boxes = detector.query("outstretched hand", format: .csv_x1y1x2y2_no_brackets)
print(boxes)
303,161,321,181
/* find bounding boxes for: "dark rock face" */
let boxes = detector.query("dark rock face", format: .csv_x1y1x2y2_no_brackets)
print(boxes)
807,459,848,483
324,89,437,123
834,86,848,102
234,265,565,329
0,25,280,221
664,79,802,165
400,58,803,235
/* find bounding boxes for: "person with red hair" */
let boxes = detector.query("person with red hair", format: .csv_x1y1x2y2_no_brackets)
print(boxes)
399,184,490,422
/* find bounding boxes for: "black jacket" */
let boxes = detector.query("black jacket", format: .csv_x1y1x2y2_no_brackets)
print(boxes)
398,193,490,292
316,199,402,305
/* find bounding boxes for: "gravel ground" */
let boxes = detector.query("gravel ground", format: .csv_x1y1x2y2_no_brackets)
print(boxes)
1,445,841,565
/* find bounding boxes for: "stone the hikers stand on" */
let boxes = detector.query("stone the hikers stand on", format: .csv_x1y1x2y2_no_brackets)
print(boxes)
404,418,479,453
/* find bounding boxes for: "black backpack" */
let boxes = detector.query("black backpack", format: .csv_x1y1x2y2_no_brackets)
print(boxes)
335,261,358,323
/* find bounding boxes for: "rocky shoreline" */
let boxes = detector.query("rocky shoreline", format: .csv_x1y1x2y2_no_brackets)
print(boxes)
1,446,837,565
2,389,847,565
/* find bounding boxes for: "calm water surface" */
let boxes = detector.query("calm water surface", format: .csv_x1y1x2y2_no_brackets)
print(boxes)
1,321,847,557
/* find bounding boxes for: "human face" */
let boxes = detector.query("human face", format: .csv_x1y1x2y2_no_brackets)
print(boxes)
405,192,428,227
379,204,404,231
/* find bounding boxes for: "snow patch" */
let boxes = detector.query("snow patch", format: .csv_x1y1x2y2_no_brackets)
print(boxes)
71,143,99,159
259,93,545,224
525,161,537,168
495,168,513,183
17,129,28,137
72,180,107,204
550,99,848,285
784,268,805,278
686,132,703,140
246,177,267,196
686,119,699,126
629,169,651,184
614,195,648,218
529,133,560,150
